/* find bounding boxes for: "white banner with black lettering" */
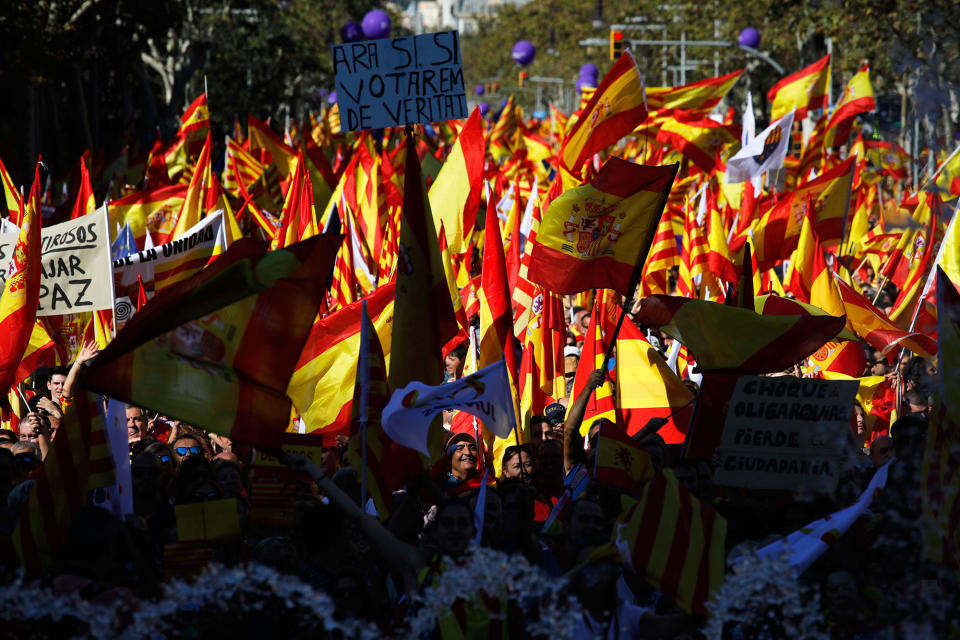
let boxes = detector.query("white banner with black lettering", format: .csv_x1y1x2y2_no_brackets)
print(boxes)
0,205,114,316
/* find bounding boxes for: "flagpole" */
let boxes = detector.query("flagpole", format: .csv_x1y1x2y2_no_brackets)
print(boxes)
679,375,706,459
359,300,369,510
103,201,118,339
837,155,857,260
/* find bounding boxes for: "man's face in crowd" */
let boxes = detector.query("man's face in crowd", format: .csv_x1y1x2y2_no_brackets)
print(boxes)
564,355,579,376
529,418,554,453
870,436,893,467
566,499,604,547
47,374,66,401
450,441,478,479
131,452,161,496
126,407,148,441
19,414,42,442
436,503,473,556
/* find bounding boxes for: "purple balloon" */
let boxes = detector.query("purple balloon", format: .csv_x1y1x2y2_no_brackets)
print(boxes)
512,40,536,66
361,9,392,40
475,84,485,96
327,90,337,105
738,27,761,49
478,101,490,116
340,21,363,43
579,63,599,79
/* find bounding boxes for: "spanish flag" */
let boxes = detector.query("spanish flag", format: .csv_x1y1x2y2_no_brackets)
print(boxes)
570,299,618,435
248,114,298,180
616,319,694,444
0,163,42,392
0,155,22,222
834,277,936,357
823,64,875,148
593,421,655,492
288,283,395,444
68,157,96,220
528,158,677,296
634,295,845,374
645,69,742,115
274,150,318,249
81,235,341,449
178,93,210,137
561,50,648,174
786,202,845,318
428,107,485,255
767,54,831,120
656,116,740,174
111,183,188,249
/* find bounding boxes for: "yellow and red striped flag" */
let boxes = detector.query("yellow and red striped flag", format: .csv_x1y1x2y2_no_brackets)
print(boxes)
607,473,726,615
656,116,739,174
0,163,42,392
13,392,114,575
248,114,298,180
529,158,677,295
786,202,845,318
13,321,57,387
111,183,188,248
767,54,831,120
274,150,318,249
594,421,655,492
561,50,648,174
0,155,22,221
167,132,214,245
835,277,936,357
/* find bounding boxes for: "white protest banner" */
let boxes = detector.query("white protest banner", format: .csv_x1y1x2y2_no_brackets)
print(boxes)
332,30,467,131
112,211,225,326
0,205,114,316
713,375,858,493
382,360,516,454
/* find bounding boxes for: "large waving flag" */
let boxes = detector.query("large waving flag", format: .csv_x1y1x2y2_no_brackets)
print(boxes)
274,150,318,249
608,473,726,616
767,54,831,120
13,392,115,575
528,158,677,295
110,183,188,249
725,111,795,184
0,163,42,392
81,235,341,449
428,107,485,255
288,283,395,443
634,295,845,373
382,361,517,454
561,51,648,173
594,421,655,493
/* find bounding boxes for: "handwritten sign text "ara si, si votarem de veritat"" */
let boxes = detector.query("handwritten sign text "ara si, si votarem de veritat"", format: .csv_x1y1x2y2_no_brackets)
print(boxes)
332,30,467,131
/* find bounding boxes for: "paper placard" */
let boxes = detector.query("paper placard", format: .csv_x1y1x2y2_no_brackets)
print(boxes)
332,30,467,131
174,498,241,542
0,206,114,316
714,376,858,492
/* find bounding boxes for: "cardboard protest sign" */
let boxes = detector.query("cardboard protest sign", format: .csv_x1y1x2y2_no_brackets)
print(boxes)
0,206,113,316
175,498,241,543
332,30,467,131
112,211,225,327
713,376,858,492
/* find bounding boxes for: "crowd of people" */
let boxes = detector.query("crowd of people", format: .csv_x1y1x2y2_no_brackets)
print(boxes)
0,250,954,639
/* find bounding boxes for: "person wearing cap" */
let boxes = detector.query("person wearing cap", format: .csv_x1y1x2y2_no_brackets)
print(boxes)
442,432,479,492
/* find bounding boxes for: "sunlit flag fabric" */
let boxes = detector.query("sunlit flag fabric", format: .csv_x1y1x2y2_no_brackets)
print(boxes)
288,282,395,444
0,163,42,393
381,360,517,455
726,111,795,184
607,472,726,616
656,116,740,174
921,267,960,568
561,50,648,174
110,184,188,249
428,107,485,255
81,235,341,449
645,69,742,115
767,54,831,121
634,295,846,374
528,158,677,296
616,319,694,444
823,64,875,149
835,277,936,357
